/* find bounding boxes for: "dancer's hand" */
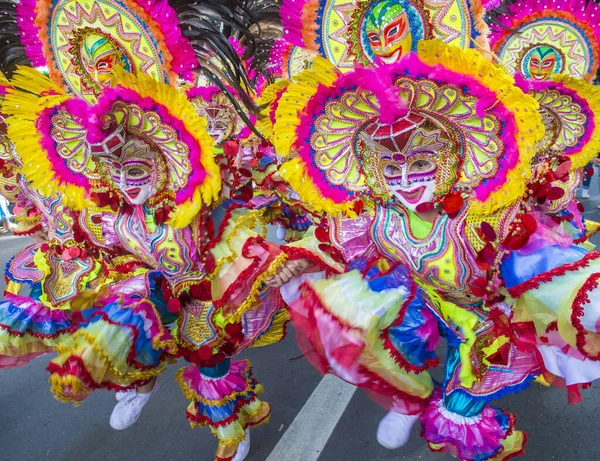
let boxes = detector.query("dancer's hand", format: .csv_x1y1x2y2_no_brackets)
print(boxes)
32,229,49,243
265,258,311,288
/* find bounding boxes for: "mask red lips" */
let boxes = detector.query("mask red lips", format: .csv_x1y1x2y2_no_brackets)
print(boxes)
126,187,141,199
397,186,425,204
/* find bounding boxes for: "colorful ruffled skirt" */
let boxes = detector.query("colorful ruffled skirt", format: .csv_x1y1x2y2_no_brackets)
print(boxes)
47,293,174,403
281,266,437,416
281,264,536,461
178,359,271,461
0,289,73,368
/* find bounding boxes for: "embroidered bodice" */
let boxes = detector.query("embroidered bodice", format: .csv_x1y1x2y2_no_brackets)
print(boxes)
104,206,203,291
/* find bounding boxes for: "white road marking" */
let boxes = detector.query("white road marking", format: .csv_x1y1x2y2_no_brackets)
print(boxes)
265,374,357,461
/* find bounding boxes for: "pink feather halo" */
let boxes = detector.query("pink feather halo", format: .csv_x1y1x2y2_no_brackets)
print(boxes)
514,74,596,158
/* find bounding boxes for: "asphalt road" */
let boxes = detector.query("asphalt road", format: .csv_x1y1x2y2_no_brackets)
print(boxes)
2,195,600,461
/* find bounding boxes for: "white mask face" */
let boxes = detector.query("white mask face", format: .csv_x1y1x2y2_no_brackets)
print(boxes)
110,139,157,206
206,117,231,146
381,155,437,212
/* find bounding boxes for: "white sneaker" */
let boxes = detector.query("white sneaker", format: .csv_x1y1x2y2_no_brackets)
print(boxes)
581,189,590,199
115,389,133,401
109,379,160,430
276,224,286,241
232,430,251,461
376,411,420,449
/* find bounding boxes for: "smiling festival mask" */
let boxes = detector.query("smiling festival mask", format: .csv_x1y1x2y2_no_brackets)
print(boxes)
361,114,455,212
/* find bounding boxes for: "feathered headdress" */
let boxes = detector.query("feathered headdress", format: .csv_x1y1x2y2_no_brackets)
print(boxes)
488,0,600,82
2,66,219,227
275,41,544,216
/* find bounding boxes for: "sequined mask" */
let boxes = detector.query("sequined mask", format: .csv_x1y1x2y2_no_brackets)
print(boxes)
362,116,452,211
71,29,132,94
191,93,238,146
365,2,413,64
104,137,166,206
525,46,560,81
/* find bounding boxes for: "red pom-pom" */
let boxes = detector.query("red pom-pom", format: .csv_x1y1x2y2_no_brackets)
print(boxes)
167,298,182,313
442,192,464,215
223,140,240,157
353,200,364,215
476,243,495,270
547,187,565,201
40,243,49,253
196,345,213,362
554,159,572,180
577,202,585,213
505,227,529,250
190,281,211,301
471,277,488,297
314,227,329,243
479,222,497,242
225,322,243,336
521,214,538,234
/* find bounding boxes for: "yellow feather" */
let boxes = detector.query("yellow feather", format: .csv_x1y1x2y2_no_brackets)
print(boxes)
273,58,339,159
551,74,600,170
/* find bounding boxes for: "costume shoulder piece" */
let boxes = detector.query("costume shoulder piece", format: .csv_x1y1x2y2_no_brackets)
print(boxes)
280,0,494,70
488,0,600,81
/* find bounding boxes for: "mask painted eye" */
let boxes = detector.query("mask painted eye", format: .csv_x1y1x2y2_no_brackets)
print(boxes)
383,164,402,177
95,56,114,71
127,167,145,178
409,159,435,173
386,25,399,39
542,60,554,68
530,58,540,67
368,33,382,46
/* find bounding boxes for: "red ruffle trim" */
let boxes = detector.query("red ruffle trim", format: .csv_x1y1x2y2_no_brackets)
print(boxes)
186,394,258,429
571,272,600,361
297,283,429,413
12,223,43,237
47,355,157,395
507,251,600,298
281,245,342,275
0,321,76,339
381,332,439,375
